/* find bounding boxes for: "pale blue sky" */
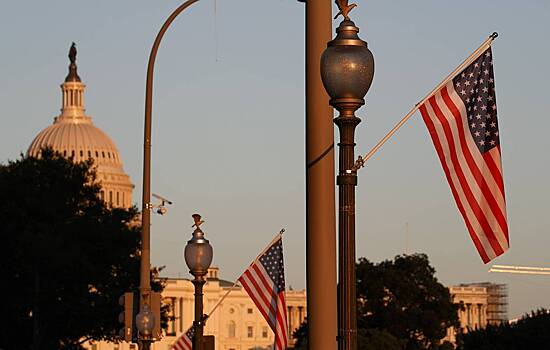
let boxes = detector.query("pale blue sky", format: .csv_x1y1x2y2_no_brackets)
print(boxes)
1,1,549,318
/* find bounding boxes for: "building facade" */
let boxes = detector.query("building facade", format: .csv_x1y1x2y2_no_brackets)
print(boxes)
89,267,307,350
445,282,508,343
27,44,134,208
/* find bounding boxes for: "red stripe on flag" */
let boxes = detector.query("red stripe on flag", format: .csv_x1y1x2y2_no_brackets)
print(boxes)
484,147,506,199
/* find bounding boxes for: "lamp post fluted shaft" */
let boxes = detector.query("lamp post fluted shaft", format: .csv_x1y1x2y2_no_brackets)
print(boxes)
335,104,361,350
321,16,374,350
140,0,199,346
192,279,206,350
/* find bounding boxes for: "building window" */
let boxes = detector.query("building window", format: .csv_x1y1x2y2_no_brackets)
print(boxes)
71,150,75,157
247,326,253,338
116,192,120,206
100,190,104,201
80,150,83,157
109,191,113,205
95,151,99,157
102,151,105,158
63,150,67,156
228,321,236,338
247,308,253,314
262,326,268,338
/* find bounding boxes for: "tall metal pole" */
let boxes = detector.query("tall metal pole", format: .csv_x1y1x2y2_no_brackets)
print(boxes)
305,0,338,349
140,0,199,346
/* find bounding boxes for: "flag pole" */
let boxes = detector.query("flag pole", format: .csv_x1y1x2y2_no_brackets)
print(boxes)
349,32,499,172
203,228,286,318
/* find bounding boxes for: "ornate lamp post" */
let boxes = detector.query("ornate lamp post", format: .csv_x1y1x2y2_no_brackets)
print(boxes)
320,3,374,350
184,214,214,350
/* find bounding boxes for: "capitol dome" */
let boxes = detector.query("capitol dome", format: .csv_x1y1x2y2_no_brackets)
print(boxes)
27,43,134,208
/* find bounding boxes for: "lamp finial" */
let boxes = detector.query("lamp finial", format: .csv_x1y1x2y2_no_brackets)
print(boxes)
192,214,204,228
334,0,357,20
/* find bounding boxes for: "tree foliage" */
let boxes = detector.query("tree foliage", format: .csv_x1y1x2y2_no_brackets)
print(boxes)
0,150,162,350
357,254,459,349
292,254,459,350
457,309,550,350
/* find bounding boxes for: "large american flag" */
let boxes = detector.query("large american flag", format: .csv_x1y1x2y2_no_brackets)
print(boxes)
172,325,194,350
238,235,289,350
419,47,509,263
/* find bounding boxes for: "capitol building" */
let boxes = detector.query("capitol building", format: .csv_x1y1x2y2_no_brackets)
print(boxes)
27,43,134,208
27,45,308,350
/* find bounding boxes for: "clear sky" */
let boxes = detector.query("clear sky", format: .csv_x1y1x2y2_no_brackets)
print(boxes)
1,1,549,318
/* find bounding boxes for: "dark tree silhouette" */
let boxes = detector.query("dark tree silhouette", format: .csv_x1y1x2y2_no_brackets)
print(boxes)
457,309,550,350
0,149,163,350
293,254,459,350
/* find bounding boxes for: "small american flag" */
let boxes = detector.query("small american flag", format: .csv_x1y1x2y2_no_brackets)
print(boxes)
238,235,289,350
172,325,194,350
419,47,508,263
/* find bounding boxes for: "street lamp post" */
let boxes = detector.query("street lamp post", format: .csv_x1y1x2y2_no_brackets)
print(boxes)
138,0,199,348
320,6,374,350
184,214,214,350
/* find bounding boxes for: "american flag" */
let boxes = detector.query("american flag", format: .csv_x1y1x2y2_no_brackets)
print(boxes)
419,47,508,263
172,325,194,350
238,235,289,350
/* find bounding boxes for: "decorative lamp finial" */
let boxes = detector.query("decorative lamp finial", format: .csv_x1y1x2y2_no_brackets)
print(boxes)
334,0,357,20
65,42,81,82
192,214,205,228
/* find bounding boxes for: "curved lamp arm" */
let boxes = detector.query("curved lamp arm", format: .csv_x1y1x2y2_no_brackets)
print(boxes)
140,0,200,311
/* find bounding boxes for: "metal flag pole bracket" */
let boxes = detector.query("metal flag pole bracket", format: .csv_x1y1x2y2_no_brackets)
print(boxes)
348,32,499,173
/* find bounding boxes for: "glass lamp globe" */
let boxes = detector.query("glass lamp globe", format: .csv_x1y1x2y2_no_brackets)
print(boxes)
184,231,213,277
321,20,375,103
135,304,156,337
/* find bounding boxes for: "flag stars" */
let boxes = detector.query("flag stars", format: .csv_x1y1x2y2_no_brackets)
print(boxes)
452,48,500,153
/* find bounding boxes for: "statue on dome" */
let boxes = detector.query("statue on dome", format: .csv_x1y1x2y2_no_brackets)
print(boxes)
69,42,77,64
